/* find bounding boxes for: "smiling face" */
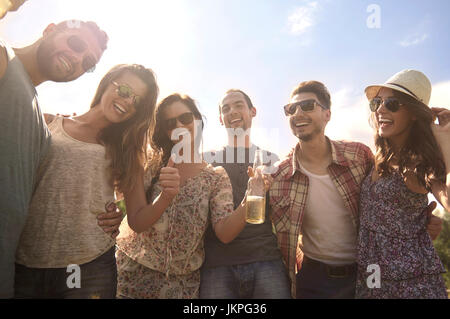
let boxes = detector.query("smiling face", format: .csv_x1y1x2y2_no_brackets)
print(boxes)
36,25,103,82
374,88,416,148
219,91,256,131
100,71,148,123
288,92,330,142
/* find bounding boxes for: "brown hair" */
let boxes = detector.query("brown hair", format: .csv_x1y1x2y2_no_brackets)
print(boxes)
291,80,331,109
147,93,204,200
90,64,159,193
220,89,255,112
54,20,109,52
370,89,446,190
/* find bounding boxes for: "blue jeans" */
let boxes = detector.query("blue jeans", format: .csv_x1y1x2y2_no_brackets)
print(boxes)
14,247,117,299
200,259,291,299
296,257,356,299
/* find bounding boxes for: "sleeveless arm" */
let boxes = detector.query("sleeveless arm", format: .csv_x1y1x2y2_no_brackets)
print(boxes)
211,167,246,244
0,45,7,80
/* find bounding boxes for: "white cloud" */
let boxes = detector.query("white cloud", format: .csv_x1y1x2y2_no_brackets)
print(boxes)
429,81,450,106
399,33,429,47
288,1,319,36
399,14,431,47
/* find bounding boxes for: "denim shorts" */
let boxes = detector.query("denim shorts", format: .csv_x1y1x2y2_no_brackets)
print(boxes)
14,246,117,299
200,259,291,299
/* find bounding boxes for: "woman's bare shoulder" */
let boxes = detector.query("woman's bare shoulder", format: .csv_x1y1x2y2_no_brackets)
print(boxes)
43,113,57,125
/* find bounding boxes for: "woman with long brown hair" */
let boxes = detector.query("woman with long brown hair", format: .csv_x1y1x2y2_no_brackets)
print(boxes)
356,69,450,298
115,93,250,299
15,64,159,298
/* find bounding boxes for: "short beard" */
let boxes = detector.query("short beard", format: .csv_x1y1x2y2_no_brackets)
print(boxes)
297,133,313,142
36,36,70,83
294,126,322,142
36,38,55,79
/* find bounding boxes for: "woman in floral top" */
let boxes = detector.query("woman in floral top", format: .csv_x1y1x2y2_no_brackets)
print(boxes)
356,70,449,299
116,93,250,299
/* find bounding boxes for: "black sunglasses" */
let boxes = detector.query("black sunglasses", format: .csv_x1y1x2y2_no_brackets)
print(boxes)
283,99,325,116
165,112,194,130
369,97,403,113
66,35,97,73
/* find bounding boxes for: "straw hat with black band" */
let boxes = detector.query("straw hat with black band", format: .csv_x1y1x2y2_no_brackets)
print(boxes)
365,69,432,111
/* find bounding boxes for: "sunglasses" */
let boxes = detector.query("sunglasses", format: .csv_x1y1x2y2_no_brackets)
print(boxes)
369,97,403,113
111,81,141,107
283,99,325,116
66,35,97,73
165,112,194,131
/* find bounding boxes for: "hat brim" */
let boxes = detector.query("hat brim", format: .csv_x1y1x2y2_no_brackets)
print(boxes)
365,84,416,101
365,84,430,110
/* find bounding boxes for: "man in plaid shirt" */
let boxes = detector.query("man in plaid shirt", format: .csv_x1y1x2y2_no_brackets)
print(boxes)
268,80,442,299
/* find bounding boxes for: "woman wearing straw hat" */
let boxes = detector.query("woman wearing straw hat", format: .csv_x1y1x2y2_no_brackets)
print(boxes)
356,69,449,299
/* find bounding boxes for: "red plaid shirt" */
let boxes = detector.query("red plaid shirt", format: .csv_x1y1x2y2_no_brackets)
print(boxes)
269,138,374,298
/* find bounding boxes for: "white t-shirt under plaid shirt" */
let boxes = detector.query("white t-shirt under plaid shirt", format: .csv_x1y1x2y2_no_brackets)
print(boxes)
269,138,374,298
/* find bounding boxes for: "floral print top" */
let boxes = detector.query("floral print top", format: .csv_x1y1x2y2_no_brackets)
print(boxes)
356,168,446,298
116,164,234,277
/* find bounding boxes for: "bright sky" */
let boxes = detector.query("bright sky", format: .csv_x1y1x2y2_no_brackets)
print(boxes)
1,0,449,211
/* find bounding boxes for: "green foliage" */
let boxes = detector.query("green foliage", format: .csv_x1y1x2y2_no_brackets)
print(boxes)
434,212,450,290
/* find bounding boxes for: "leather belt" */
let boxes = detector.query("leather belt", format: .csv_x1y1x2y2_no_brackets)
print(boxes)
303,256,357,279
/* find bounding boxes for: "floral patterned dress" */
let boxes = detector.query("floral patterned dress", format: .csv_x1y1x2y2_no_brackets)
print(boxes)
115,164,234,299
356,168,447,299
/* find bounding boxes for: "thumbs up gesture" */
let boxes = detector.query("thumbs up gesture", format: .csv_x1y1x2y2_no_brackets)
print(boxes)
159,155,181,203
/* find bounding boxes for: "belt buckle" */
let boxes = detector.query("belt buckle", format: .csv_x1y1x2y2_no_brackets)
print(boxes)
326,265,348,279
